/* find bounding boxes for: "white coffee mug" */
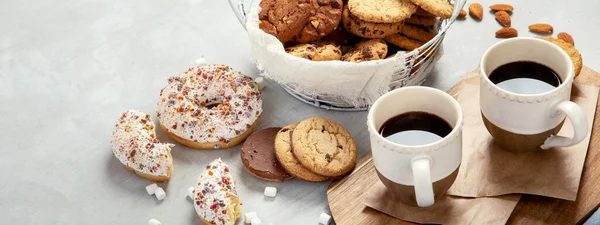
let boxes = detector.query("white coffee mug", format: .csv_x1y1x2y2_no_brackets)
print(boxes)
367,86,463,207
480,37,588,153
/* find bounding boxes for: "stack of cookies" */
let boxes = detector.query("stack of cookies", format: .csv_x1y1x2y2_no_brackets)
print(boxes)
241,117,358,182
258,0,456,63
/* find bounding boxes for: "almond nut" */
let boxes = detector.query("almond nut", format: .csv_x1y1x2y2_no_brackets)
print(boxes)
529,23,553,34
495,11,511,27
496,27,518,38
459,9,467,19
558,32,575,46
469,3,483,20
490,4,514,12
452,4,467,19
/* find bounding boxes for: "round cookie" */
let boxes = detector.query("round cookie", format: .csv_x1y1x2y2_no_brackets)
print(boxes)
400,24,435,42
342,5,404,39
348,0,418,23
291,117,358,177
408,0,453,19
538,37,583,77
414,7,436,17
341,39,388,62
286,41,343,61
405,15,437,27
292,0,344,43
275,123,329,182
241,127,293,182
322,25,362,46
259,0,315,43
385,33,423,51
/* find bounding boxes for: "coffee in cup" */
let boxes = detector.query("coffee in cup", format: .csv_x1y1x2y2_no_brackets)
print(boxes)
368,86,463,207
480,37,588,153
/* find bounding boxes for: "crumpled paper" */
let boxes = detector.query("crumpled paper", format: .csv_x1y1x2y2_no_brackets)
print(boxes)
364,181,521,225
446,83,599,200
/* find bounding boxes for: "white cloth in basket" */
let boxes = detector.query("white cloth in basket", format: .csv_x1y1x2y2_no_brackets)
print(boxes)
245,5,413,107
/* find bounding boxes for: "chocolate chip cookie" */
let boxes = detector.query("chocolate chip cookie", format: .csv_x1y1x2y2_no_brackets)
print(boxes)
275,123,329,182
342,5,404,39
259,0,315,43
385,34,424,51
291,117,357,177
241,128,293,182
292,0,344,43
348,0,418,23
400,24,435,42
286,41,342,61
405,15,437,27
321,25,362,46
408,0,453,19
341,39,388,62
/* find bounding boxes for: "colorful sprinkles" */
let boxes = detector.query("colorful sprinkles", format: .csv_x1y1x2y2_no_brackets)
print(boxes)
194,158,240,225
157,64,262,146
110,110,174,177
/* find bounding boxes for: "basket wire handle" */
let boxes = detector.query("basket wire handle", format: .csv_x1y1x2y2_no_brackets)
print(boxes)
413,0,466,56
228,0,253,30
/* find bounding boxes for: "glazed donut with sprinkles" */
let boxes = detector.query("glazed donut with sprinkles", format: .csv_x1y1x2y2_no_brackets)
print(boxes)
157,64,263,149
111,110,175,182
193,158,242,225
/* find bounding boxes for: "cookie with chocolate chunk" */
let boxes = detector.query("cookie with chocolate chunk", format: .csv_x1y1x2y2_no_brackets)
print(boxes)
342,5,404,39
322,25,362,46
275,123,329,182
341,39,388,62
408,0,453,19
292,0,344,43
291,117,357,177
241,128,293,182
286,41,342,61
348,0,417,23
259,0,314,43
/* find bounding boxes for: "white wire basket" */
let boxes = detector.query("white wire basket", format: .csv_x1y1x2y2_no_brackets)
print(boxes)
228,0,465,111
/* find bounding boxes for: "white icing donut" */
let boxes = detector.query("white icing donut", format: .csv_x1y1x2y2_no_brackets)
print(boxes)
111,110,174,181
157,64,263,149
194,158,242,225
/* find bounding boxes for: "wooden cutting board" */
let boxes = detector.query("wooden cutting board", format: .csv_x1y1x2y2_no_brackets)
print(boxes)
327,66,600,225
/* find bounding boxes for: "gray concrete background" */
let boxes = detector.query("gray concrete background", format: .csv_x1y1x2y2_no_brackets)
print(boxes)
1,0,599,224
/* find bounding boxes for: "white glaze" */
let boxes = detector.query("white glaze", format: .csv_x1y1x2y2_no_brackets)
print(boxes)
111,110,174,177
157,64,262,148
194,158,239,225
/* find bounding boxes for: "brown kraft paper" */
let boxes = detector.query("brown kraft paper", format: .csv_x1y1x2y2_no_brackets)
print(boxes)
446,83,599,200
364,181,521,225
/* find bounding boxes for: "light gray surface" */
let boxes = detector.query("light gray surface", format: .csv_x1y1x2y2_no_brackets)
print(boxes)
1,0,599,224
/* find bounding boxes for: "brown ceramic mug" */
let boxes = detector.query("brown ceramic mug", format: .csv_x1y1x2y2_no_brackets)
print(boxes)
480,37,588,153
367,87,463,207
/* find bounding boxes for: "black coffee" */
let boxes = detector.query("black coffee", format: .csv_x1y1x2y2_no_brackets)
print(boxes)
488,61,561,95
379,111,453,146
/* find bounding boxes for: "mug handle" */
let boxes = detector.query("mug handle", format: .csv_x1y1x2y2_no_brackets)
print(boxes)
541,101,588,149
411,156,435,207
